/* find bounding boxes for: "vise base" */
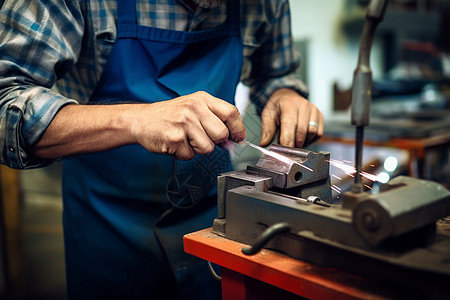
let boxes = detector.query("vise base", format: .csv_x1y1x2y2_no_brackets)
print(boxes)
212,145,450,298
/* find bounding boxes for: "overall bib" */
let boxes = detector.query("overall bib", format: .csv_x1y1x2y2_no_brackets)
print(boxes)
62,0,242,298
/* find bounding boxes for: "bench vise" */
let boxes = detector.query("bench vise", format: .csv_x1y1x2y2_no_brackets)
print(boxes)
212,144,450,298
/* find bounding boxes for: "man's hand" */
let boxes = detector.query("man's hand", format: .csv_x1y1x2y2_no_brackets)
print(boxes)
260,88,323,148
31,91,246,160
129,91,246,160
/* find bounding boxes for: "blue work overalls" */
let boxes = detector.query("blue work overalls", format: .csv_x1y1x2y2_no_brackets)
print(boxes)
61,0,242,298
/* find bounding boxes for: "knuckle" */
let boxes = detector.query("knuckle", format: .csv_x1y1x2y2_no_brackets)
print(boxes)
183,151,196,160
295,129,307,145
295,138,305,147
186,96,207,113
225,105,240,120
217,127,229,141
204,142,216,154
193,91,210,101
296,127,307,136
194,141,215,155
230,105,240,117
194,90,206,96
176,107,195,124
171,143,194,160
279,97,293,108
185,98,198,109
281,118,297,127
177,105,191,116
261,110,278,124
165,129,185,145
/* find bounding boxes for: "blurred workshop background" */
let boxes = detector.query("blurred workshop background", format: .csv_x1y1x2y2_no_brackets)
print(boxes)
1,0,450,299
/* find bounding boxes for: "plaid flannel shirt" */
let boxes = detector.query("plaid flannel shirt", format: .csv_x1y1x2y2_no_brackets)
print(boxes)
0,0,307,169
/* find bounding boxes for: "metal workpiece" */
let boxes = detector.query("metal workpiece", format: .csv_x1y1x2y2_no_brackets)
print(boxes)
247,144,330,189
351,176,450,246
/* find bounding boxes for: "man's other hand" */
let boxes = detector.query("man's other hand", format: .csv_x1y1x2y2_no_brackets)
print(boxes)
260,88,323,148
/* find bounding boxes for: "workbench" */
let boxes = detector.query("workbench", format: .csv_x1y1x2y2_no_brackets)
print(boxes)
184,228,407,300
318,131,450,180
320,108,450,181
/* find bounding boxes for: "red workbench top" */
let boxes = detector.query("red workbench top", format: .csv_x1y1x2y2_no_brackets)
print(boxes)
184,228,405,300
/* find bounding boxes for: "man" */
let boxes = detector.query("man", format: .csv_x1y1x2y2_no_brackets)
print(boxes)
0,0,323,299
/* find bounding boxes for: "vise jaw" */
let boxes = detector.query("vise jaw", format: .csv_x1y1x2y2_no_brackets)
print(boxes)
246,144,330,189
215,144,331,220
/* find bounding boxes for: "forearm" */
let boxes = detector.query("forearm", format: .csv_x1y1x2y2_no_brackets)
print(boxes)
30,103,136,159
30,92,246,161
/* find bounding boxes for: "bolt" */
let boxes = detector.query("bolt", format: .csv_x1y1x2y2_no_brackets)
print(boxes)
362,211,380,231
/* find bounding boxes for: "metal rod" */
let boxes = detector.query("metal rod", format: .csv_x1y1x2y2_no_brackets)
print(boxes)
268,144,310,158
353,126,364,193
241,140,297,165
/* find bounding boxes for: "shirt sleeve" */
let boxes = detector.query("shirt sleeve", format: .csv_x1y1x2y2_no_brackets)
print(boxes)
0,0,83,169
241,0,309,112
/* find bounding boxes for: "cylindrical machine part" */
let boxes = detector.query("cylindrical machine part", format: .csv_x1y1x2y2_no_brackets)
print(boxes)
351,72,372,126
353,199,393,245
352,126,364,193
352,176,450,246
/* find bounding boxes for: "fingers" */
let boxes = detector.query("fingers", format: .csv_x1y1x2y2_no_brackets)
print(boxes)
290,101,323,147
198,109,230,144
203,93,246,143
171,92,246,159
260,101,278,147
260,89,324,148
280,103,304,148
171,140,196,161
187,120,217,155
304,107,324,146
154,121,198,160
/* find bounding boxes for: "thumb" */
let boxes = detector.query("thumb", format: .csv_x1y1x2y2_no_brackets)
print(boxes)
204,94,246,142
